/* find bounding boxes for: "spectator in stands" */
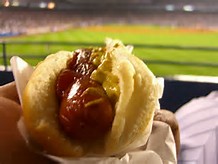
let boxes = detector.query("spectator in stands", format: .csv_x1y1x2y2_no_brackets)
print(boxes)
0,82,180,163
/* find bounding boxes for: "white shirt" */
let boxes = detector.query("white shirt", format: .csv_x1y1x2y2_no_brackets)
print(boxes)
175,91,218,164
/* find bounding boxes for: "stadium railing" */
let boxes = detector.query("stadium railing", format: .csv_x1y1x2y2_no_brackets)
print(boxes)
1,40,218,71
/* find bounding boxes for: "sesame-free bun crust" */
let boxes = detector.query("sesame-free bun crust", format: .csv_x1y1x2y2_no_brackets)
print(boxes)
22,40,160,157
23,51,86,157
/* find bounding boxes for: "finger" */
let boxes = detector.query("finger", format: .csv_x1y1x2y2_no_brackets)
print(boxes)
0,97,54,164
153,111,167,122
155,110,178,131
0,82,20,104
154,109,180,156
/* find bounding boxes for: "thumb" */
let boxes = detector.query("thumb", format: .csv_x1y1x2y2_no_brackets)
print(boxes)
0,97,54,164
0,82,20,104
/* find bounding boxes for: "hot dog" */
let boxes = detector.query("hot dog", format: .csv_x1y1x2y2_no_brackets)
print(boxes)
22,38,160,157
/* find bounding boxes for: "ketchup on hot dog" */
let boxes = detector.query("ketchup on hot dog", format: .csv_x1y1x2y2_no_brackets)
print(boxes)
56,48,115,141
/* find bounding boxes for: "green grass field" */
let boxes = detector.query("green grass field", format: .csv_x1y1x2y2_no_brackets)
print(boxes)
1,25,218,76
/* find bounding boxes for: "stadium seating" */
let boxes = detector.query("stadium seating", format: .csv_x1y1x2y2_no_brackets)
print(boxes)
1,6,218,36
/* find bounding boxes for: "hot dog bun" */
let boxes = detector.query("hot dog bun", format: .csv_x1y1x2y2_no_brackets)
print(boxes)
22,39,160,157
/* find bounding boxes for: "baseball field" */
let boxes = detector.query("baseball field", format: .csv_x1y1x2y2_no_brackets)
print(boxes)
1,25,218,76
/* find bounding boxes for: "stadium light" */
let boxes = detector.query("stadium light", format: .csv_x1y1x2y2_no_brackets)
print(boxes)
4,0,10,7
165,4,175,11
183,5,195,12
48,2,55,9
12,0,20,7
39,2,47,8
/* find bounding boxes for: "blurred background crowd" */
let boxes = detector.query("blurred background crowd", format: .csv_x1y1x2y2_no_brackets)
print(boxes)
1,0,218,36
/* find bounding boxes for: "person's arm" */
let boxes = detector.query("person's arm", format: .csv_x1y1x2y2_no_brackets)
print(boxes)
0,82,55,164
154,109,180,157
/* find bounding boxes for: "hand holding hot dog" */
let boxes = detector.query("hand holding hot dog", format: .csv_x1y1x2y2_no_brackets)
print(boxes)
3,38,180,161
